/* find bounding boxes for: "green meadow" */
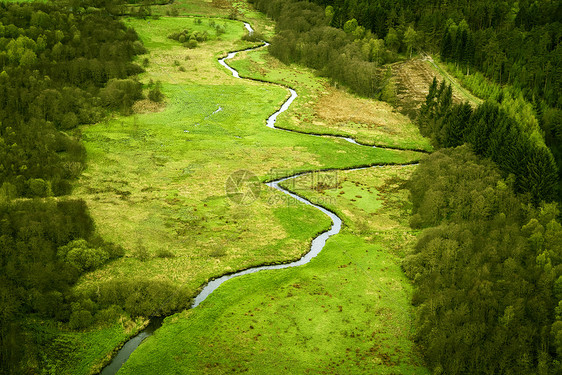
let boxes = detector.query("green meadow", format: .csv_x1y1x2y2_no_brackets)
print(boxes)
75,14,422,298
70,1,429,373
120,166,428,374
229,48,432,151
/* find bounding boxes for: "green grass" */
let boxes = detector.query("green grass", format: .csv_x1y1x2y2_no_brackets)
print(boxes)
71,3,429,373
229,48,433,151
149,0,276,38
325,181,383,213
119,166,428,374
28,317,146,375
75,16,423,298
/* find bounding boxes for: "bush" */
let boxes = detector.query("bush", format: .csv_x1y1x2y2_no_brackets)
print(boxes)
57,239,110,272
134,243,150,261
99,79,143,110
27,178,52,197
156,248,175,258
148,81,164,102
69,309,93,330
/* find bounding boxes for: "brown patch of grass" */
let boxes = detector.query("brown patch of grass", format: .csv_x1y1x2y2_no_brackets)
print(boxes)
315,87,405,129
132,99,166,114
392,58,468,117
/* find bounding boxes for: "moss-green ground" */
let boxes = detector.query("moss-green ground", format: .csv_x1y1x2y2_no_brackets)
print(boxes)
74,13,421,300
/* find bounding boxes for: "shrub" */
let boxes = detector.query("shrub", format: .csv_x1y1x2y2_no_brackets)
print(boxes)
148,81,164,102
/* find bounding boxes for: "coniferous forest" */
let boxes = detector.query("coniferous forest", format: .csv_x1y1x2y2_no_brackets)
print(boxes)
1,0,561,373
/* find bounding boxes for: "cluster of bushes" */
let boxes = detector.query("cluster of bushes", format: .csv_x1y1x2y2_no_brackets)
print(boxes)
168,29,209,49
419,79,558,204
249,0,396,98
403,146,562,374
0,199,124,372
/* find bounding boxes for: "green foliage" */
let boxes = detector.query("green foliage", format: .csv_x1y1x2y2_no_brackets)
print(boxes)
0,1,145,199
167,28,209,48
404,147,562,374
100,79,143,112
419,79,558,203
58,239,110,272
312,0,562,201
134,243,150,262
148,80,164,103
0,2,145,372
0,198,125,372
250,0,395,98
85,279,191,318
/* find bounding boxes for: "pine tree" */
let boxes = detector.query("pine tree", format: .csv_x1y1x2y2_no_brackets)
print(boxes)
440,30,453,60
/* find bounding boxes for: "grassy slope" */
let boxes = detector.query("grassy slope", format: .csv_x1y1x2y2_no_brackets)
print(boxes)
229,48,433,151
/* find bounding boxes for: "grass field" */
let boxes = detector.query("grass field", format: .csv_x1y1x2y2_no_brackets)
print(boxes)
119,166,428,374
229,48,433,151
75,15,422,297
69,0,430,372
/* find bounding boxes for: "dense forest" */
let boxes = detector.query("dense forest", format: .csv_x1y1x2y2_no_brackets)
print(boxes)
307,0,562,201
0,1,182,373
403,146,562,374
419,79,558,204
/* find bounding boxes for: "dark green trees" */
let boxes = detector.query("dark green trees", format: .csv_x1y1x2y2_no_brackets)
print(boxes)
0,1,145,199
249,0,392,98
404,146,562,374
420,79,558,203
148,80,164,102
0,2,147,372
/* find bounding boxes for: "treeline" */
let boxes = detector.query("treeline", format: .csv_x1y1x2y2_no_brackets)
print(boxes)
0,200,121,373
403,146,562,374
310,0,562,108
309,0,562,203
248,0,396,97
0,0,145,199
419,79,558,204
0,1,153,373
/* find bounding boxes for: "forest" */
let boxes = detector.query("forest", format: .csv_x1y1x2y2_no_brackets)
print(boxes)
403,146,562,374
0,1,171,373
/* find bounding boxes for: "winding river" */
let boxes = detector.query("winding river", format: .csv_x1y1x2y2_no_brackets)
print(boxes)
101,22,410,374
